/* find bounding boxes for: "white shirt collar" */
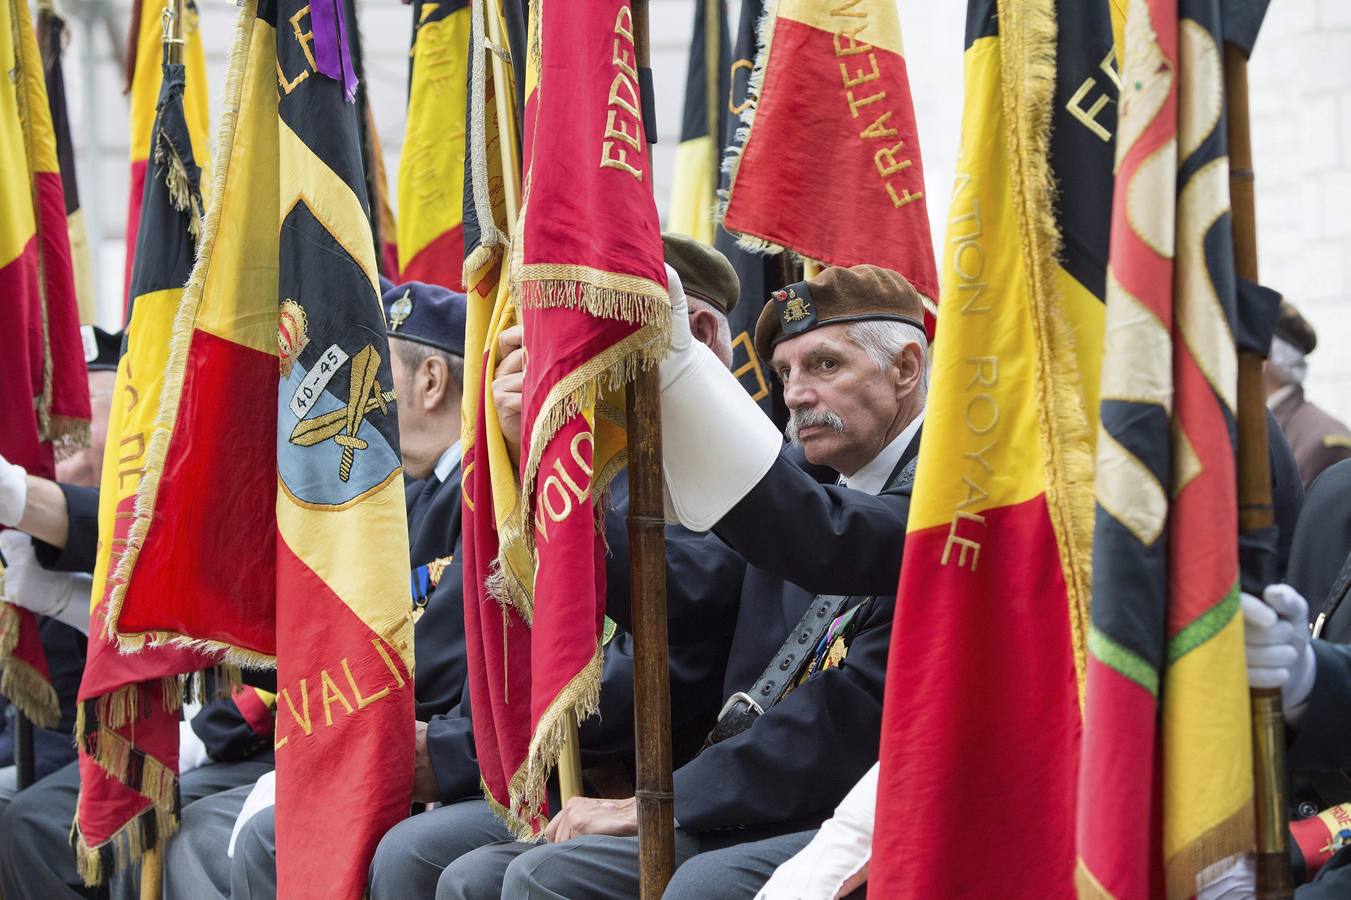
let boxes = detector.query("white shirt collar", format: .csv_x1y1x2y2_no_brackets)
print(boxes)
433,441,462,484
839,410,924,496
1267,384,1297,411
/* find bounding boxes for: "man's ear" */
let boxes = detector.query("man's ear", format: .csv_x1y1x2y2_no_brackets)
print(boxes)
421,356,449,410
688,308,720,355
893,342,924,399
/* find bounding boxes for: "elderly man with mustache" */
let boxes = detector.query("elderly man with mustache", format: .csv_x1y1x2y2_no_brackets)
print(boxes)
437,264,929,900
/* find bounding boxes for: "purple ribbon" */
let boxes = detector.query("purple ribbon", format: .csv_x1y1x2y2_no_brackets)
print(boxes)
308,0,358,102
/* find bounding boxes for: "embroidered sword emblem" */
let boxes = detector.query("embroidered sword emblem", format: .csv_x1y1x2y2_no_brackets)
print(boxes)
288,344,394,482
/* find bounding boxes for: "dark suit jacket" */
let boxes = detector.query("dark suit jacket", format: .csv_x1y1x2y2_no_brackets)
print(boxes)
1290,460,1351,643
671,436,917,835
424,470,745,803
405,460,468,723
1273,387,1351,491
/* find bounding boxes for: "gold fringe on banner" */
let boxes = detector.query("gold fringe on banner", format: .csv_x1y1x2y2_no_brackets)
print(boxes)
997,0,1094,703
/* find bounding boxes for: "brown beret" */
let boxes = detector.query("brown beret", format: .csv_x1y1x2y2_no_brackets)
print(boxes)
1275,301,1317,355
754,264,925,363
662,232,740,316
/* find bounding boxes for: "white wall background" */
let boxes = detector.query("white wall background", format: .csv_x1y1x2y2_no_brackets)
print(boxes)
54,0,1349,419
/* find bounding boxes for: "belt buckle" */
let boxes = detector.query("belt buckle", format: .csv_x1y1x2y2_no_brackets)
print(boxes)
716,691,764,723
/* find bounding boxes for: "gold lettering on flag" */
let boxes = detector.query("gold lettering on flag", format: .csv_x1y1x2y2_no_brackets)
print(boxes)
828,4,923,209
601,6,644,180
1066,47,1122,142
273,651,407,750
939,171,1002,571
277,6,317,95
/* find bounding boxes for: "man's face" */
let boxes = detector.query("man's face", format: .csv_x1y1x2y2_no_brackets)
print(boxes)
55,370,115,487
771,323,906,476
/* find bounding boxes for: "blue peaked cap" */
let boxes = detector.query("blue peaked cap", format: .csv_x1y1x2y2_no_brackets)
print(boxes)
381,280,467,358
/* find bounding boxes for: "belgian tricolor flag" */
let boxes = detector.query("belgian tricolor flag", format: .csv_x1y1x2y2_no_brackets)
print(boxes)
36,4,94,323
73,25,219,886
871,0,1118,896
122,0,209,311
667,0,728,244
94,1,415,894
0,0,91,729
397,0,470,290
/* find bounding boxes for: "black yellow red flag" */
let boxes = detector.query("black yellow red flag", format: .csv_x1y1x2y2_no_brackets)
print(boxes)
96,1,415,894
0,0,90,731
667,0,728,244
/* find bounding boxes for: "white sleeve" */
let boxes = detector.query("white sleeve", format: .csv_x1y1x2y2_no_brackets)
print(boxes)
0,530,92,634
228,770,277,858
755,762,877,900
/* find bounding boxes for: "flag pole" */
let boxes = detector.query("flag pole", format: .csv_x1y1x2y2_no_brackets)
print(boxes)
136,6,182,898
629,1,676,895
1225,41,1293,900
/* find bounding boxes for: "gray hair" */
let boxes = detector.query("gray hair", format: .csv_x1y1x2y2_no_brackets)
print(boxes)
687,295,733,367
846,320,930,398
393,338,465,395
1269,335,1308,386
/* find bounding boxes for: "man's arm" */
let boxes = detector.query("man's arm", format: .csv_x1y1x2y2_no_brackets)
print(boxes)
1288,640,1351,773
30,483,99,572
714,455,910,598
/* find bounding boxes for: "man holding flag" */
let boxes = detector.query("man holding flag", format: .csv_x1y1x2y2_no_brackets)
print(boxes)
444,263,932,898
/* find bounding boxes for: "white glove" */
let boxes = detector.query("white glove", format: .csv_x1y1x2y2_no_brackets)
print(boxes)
0,454,27,528
0,530,92,634
658,264,781,532
178,719,211,775
228,770,276,857
1242,583,1316,727
755,763,877,900
1195,854,1254,900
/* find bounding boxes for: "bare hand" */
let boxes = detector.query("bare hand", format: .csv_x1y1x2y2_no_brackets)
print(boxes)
412,720,440,803
543,795,638,843
492,324,525,467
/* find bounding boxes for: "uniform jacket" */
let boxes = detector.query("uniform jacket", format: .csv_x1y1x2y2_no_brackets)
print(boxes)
1287,641,1351,894
424,470,745,803
1273,386,1351,491
1290,460,1351,643
670,436,918,835
405,460,468,722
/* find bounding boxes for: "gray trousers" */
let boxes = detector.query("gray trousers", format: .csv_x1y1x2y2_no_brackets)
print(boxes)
227,797,515,900
162,781,258,900
436,828,817,900
0,756,274,900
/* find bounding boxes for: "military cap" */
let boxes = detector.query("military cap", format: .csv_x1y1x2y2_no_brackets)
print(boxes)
1274,301,1317,355
81,325,123,372
382,280,468,358
662,232,740,316
754,264,925,363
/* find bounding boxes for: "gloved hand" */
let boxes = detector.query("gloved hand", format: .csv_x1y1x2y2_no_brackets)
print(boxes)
1242,583,1316,727
0,454,27,528
1195,854,1254,900
0,530,92,634
228,770,276,857
178,719,211,775
658,263,694,389
657,264,781,531
755,763,877,900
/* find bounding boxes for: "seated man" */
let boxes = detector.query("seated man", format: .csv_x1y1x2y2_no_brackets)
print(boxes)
162,280,474,899
1231,581,1351,897
438,264,928,899
0,331,276,900
301,236,750,900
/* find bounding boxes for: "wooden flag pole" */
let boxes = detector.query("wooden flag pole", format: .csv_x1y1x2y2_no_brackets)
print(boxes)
629,1,676,895
1225,42,1293,900
138,6,182,899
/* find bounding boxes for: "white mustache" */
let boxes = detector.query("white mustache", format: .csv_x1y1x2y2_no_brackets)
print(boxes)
786,408,845,444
